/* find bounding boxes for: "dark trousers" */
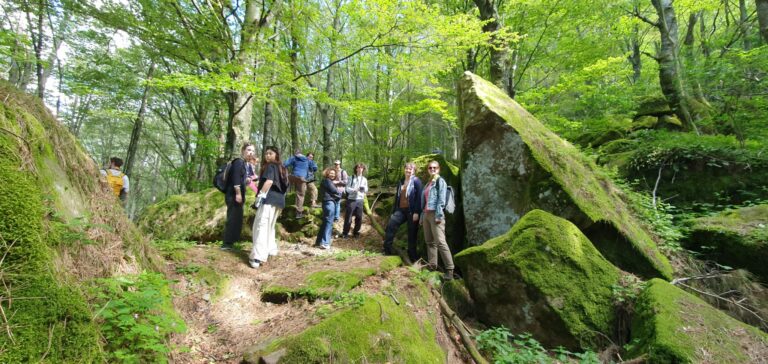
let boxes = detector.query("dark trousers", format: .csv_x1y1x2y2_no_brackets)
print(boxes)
343,199,364,236
223,194,244,246
383,208,419,262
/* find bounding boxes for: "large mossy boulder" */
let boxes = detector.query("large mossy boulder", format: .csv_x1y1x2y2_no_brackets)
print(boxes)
458,72,672,279
243,294,446,363
0,81,158,362
138,189,321,243
630,279,768,363
684,205,768,282
454,210,621,349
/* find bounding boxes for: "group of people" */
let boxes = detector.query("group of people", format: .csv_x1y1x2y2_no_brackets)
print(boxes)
215,143,455,279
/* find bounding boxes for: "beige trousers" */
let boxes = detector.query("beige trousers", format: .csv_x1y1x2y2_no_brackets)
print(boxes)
250,204,281,262
423,211,454,270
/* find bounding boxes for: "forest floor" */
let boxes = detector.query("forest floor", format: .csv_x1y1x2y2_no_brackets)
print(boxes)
164,218,467,363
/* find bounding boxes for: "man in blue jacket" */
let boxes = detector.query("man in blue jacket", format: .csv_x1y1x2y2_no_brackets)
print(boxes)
284,149,316,218
382,162,422,263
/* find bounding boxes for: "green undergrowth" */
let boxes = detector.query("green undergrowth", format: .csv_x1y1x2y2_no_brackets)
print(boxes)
152,239,197,262
262,268,377,302
89,272,186,363
247,294,444,363
476,327,600,364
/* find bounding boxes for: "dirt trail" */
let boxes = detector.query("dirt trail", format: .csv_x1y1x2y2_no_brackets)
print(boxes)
166,218,466,363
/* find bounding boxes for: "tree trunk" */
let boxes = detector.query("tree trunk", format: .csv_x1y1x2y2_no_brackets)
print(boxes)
473,0,511,96
290,33,300,154
758,0,768,44
651,0,696,132
683,12,697,47
739,0,751,50
124,63,156,177
262,90,274,153
628,20,642,83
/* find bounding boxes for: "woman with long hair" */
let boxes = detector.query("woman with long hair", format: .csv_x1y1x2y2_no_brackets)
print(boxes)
315,167,341,249
249,146,289,268
420,160,454,280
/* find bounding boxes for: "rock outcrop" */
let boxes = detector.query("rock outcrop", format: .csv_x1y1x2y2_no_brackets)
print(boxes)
458,71,672,279
684,205,768,282
630,279,768,363
454,210,621,349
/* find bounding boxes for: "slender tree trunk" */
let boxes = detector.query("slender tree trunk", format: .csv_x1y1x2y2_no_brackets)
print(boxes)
757,0,768,44
263,89,274,153
683,12,697,47
124,63,156,177
699,11,711,56
290,33,299,154
651,0,696,132
473,0,511,96
739,0,751,49
628,19,642,83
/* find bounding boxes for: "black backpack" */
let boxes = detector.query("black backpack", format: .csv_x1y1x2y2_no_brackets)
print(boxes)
213,158,241,192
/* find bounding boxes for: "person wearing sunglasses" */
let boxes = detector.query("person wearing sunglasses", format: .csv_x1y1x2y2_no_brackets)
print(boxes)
420,160,454,280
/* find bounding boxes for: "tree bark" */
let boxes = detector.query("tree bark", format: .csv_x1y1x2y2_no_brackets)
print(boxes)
290,32,300,154
739,0,751,50
758,0,768,44
472,0,511,96
124,63,156,177
651,0,696,132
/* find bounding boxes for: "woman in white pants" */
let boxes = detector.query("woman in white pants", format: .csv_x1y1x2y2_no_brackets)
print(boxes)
249,146,289,268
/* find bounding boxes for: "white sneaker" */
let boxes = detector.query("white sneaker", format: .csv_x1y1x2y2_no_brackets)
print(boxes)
249,259,261,268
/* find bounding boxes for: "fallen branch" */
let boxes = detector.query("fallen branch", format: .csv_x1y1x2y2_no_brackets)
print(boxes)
676,282,766,327
432,287,489,364
362,196,385,237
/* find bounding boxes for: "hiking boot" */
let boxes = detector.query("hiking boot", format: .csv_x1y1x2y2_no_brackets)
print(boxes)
249,259,261,268
219,244,234,251
443,269,454,280
296,212,304,219
353,233,360,238
341,234,349,239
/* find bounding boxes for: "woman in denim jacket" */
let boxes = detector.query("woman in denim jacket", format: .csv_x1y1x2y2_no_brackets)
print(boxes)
420,160,454,280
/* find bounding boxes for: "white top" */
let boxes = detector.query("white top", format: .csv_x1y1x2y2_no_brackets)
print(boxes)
345,175,368,200
100,168,130,192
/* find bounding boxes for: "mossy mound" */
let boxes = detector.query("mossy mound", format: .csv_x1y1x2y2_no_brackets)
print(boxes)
139,190,322,243
630,279,768,363
635,95,672,116
243,294,445,363
684,205,768,282
454,210,621,349
459,72,672,279
261,255,401,303
0,81,159,361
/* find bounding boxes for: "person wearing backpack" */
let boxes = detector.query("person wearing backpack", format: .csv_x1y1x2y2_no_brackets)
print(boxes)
420,160,455,280
382,162,422,262
249,146,289,268
221,143,255,251
284,149,313,218
100,157,129,203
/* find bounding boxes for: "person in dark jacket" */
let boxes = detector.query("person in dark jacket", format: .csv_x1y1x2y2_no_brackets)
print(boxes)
382,162,422,262
222,143,256,250
249,146,289,268
315,167,341,249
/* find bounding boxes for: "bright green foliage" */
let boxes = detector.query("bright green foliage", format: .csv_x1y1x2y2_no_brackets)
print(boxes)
249,294,444,363
475,327,600,364
630,279,768,363
90,272,186,364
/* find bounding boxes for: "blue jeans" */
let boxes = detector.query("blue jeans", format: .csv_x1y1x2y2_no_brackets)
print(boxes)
316,200,336,247
384,208,420,262
334,199,342,220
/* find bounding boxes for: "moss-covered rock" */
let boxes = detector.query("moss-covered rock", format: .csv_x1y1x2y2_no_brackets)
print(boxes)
632,115,660,130
635,95,672,116
243,294,445,363
629,279,768,363
458,72,672,279
0,80,160,361
454,210,621,349
684,205,768,282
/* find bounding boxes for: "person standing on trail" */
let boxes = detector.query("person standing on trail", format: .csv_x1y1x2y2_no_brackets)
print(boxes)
284,149,314,219
249,146,289,268
100,157,130,203
342,163,368,239
245,154,260,194
420,160,455,280
306,152,319,208
221,143,255,251
332,160,348,221
382,162,422,262
315,167,341,250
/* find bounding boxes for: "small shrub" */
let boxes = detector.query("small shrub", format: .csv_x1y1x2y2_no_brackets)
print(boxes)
475,327,600,364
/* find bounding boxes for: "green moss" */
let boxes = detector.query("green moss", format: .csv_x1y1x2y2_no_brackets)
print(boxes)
685,205,768,281
254,295,444,363
379,256,402,272
455,210,620,349
630,279,768,363
195,266,229,301
461,72,672,279
262,268,377,302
